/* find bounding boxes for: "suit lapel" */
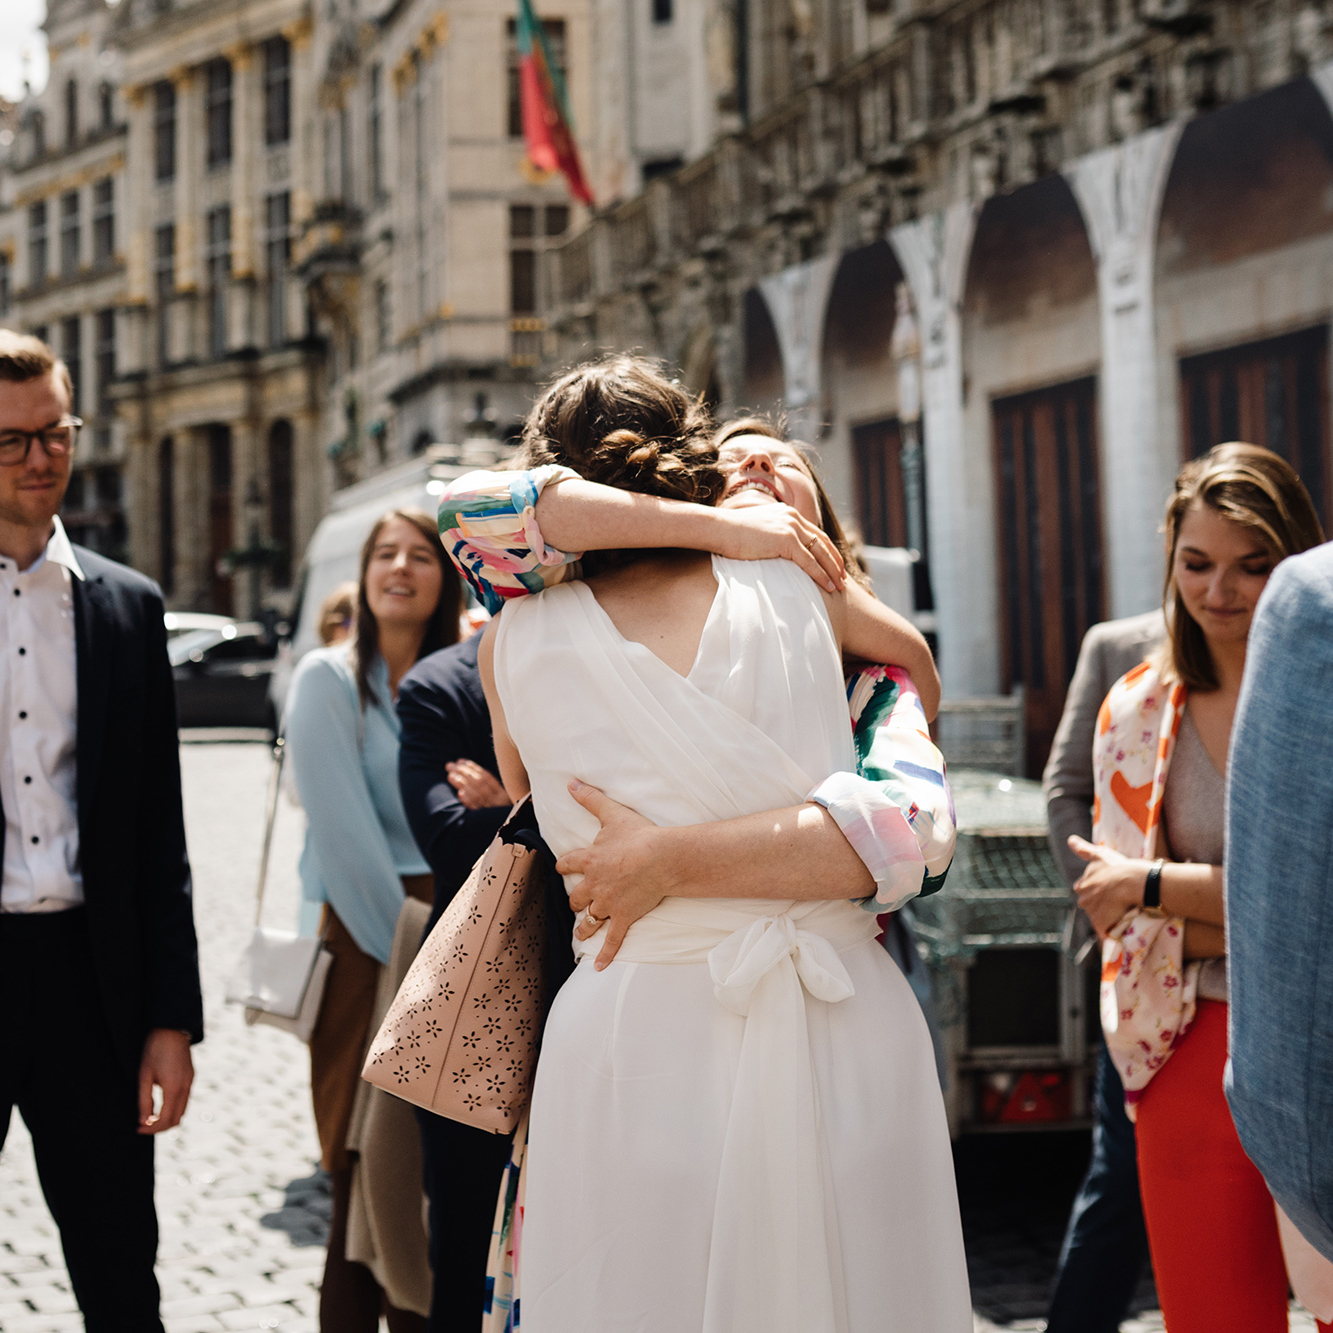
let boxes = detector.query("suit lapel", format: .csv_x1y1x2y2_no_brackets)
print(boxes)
73,570,113,825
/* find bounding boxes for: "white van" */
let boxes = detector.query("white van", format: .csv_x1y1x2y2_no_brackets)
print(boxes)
271,445,504,720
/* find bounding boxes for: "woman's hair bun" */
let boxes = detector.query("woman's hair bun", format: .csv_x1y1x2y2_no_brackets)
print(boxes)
519,355,723,508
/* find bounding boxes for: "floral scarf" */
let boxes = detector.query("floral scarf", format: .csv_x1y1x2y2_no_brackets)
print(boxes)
1093,660,1200,1115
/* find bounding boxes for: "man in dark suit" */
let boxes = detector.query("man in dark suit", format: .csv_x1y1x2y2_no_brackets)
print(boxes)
0,331,203,1331
397,633,516,1331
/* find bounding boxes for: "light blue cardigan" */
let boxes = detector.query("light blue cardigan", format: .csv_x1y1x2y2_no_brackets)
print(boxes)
284,644,430,964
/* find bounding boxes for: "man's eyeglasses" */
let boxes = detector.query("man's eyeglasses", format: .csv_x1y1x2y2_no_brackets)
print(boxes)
0,417,83,467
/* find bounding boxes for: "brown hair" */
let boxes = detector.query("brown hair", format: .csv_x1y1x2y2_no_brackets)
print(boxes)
1158,441,1324,689
519,354,722,503
353,509,461,708
0,328,74,405
714,415,873,589
317,581,358,646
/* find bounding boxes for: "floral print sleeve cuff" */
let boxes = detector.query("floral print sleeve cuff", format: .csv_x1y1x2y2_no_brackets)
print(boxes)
810,665,956,912
438,465,585,614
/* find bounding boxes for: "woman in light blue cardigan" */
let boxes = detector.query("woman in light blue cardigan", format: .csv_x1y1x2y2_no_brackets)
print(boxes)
285,507,461,1333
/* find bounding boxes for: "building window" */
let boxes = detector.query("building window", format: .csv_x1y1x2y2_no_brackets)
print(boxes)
506,17,566,138
375,277,390,352
508,203,569,316
0,253,9,316
264,192,291,347
29,201,48,286
65,78,79,148
263,36,291,146
158,437,175,597
206,206,231,357
154,81,176,181
95,308,116,416
93,177,115,266
31,324,48,346
368,64,384,201
206,59,233,168
61,316,82,413
30,109,45,158
154,223,174,366
100,81,114,129
652,0,673,22
509,205,536,314
60,190,81,278
268,419,294,587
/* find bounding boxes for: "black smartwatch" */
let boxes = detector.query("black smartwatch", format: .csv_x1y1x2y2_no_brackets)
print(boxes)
1143,859,1164,911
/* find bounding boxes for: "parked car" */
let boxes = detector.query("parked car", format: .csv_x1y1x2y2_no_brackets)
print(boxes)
169,619,279,730
164,611,235,640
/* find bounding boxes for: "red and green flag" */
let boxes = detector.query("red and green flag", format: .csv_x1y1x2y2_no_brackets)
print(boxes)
516,0,594,205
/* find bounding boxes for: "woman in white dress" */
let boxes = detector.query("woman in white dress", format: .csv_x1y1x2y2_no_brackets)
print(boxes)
473,365,972,1332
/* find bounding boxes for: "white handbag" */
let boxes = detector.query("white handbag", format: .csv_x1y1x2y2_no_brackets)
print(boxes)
225,737,332,1043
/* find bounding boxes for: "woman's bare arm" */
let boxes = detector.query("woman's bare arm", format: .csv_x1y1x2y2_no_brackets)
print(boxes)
822,579,941,721
1183,921,1227,958
477,616,530,801
536,478,846,591
560,783,875,968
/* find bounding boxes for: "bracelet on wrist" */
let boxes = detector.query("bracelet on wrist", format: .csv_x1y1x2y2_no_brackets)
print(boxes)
1143,859,1165,911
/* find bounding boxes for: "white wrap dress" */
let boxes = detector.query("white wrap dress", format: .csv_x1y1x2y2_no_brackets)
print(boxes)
492,555,971,1333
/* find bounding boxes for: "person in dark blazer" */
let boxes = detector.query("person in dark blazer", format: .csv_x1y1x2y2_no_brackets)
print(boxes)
397,632,516,1331
0,330,203,1331
1042,609,1164,1333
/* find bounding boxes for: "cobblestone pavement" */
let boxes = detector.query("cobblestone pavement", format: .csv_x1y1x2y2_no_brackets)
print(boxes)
0,739,1323,1332
1,739,326,1333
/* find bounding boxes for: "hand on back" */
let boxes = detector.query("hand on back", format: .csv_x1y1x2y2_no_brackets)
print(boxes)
711,503,845,592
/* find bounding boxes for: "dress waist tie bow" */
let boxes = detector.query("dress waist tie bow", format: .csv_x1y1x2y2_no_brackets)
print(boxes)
575,897,876,1333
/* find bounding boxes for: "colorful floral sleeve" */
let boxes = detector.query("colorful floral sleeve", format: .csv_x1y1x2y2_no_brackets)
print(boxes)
438,465,585,614
809,665,955,912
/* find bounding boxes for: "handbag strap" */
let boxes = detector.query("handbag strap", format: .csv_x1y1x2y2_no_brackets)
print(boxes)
253,734,286,927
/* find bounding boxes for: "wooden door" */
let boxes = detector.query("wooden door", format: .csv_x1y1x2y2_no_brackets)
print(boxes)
852,417,908,549
1180,325,1331,530
993,378,1104,777
208,425,234,616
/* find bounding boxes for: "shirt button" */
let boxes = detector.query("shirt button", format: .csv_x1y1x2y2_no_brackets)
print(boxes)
18,647,26,655
30,835,39,845
23,776,33,784
18,710,27,719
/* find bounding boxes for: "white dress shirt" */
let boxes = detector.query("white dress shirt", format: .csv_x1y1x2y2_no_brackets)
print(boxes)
0,516,84,912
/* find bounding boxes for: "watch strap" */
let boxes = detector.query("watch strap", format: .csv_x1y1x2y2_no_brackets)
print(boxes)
1144,859,1164,911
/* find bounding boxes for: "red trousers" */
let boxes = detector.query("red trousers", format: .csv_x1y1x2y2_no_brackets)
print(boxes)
1136,999,1333,1333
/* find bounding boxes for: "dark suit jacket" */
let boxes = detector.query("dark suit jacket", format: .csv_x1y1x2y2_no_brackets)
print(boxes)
397,635,511,933
0,547,203,1077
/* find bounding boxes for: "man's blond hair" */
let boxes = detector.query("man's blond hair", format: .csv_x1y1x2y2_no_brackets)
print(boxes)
0,328,75,405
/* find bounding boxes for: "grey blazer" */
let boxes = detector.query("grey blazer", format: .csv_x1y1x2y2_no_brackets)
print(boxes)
1042,610,1167,890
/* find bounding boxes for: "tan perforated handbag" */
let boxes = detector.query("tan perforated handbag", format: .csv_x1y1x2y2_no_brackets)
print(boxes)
361,797,563,1134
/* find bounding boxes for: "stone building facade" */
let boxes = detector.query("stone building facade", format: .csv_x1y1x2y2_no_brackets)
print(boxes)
545,0,1333,774
2,0,687,614
0,0,131,561
109,0,325,619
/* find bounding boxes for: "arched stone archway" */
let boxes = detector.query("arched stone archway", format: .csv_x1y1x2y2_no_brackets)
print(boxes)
1155,77,1333,529
817,240,905,545
961,174,1103,774
739,287,784,418
680,326,721,413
